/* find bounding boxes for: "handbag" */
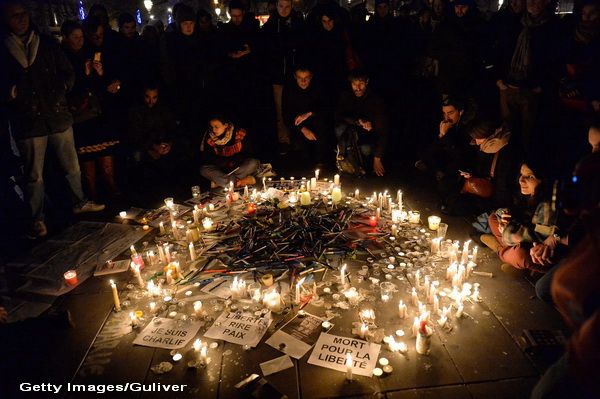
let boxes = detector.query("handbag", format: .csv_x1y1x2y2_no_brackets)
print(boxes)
461,152,499,199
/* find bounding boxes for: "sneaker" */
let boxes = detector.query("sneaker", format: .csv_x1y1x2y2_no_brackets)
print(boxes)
26,221,48,239
236,176,256,187
73,201,106,214
480,234,501,253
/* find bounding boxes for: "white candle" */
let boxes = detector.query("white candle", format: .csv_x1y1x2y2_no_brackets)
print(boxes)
164,243,171,263
354,188,359,198
345,353,353,381
397,190,403,211
159,221,165,235
157,245,166,264
202,217,214,231
461,240,471,264
331,187,342,204
131,262,145,288
193,208,200,224
455,304,464,318
340,264,347,286
428,216,441,230
321,320,332,330
295,277,305,304
300,191,311,206
391,224,398,236
315,169,320,181
130,311,139,327
472,246,478,263
398,300,407,319
110,280,121,311
391,209,402,223
412,316,420,337
171,221,179,240
189,242,196,261
166,269,174,285
433,294,439,315
310,177,317,190
334,174,340,185
193,300,203,317
149,301,156,313
431,237,441,254
376,207,381,220
411,287,418,306
263,290,282,313
415,270,421,289
359,322,368,339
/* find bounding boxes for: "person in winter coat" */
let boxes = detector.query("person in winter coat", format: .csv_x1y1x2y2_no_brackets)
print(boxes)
199,115,259,188
1,1,104,239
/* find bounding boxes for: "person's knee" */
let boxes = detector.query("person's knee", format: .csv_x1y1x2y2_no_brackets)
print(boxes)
360,145,372,157
245,158,260,173
334,124,348,139
535,270,555,303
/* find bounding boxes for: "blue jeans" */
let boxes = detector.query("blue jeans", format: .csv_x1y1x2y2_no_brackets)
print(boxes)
535,261,561,304
335,123,373,158
200,158,259,188
531,353,585,399
17,127,85,222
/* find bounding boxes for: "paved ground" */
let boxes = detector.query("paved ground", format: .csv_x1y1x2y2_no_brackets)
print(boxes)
0,162,567,399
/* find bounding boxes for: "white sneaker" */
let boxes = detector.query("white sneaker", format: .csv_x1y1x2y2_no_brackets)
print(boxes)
73,201,106,214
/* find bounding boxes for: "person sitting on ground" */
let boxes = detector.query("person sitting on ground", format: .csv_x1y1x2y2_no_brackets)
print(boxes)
199,115,259,188
127,82,177,162
416,97,475,205
480,158,554,273
282,65,328,169
439,117,516,216
334,69,388,176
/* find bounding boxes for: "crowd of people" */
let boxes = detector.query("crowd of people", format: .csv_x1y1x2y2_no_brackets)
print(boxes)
1,0,600,395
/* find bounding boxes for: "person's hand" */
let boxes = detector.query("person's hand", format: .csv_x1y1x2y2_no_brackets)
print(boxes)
439,120,452,138
294,112,312,126
358,119,373,131
373,157,385,176
0,306,8,324
301,127,317,141
92,61,103,76
9,85,17,100
107,80,121,94
530,242,554,265
84,60,92,75
591,100,600,113
459,171,472,179
496,79,508,91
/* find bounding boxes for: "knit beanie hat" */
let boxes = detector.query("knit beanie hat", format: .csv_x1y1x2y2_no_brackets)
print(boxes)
176,5,196,24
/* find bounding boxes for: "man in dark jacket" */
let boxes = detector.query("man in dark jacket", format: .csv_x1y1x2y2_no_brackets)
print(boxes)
261,0,307,154
1,0,104,239
334,70,388,176
282,66,328,168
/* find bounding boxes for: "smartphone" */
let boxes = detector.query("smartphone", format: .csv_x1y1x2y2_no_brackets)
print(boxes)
93,52,102,62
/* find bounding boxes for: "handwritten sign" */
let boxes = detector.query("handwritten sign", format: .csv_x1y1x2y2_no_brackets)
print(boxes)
266,313,326,359
133,318,201,349
307,333,381,376
204,311,272,347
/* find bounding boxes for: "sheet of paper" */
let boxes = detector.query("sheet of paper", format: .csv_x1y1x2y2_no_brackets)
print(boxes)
204,311,272,347
307,333,381,377
259,355,294,376
266,313,328,359
133,318,201,349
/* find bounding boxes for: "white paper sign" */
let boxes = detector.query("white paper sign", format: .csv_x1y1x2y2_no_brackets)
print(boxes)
204,311,272,347
266,313,327,359
307,333,381,376
133,318,201,349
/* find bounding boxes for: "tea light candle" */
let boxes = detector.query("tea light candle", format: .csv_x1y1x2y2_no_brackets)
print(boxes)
202,217,214,231
321,320,332,331
378,357,389,366
261,274,274,287
119,211,127,218
373,367,383,377
383,365,393,374
63,270,78,286
172,353,183,362
110,280,121,311
164,197,174,209
345,353,353,381
263,290,282,313
427,215,441,230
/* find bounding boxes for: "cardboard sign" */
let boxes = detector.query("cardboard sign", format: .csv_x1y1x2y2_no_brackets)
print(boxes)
266,313,328,359
307,333,381,377
204,311,272,348
133,318,201,349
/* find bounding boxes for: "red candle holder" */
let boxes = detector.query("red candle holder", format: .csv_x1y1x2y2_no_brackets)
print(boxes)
64,270,78,286
246,203,257,215
369,216,378,227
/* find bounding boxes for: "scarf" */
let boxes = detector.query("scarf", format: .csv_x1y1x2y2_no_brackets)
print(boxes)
509,11,550,82
204,125,246,158
208,124,235,146
4,30,40,68
479,126,511,154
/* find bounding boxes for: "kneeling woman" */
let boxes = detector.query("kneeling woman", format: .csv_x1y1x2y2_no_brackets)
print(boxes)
200,116,259,188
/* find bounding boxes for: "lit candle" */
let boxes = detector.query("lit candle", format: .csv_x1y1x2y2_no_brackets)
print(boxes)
340,264,347,287
411,287,418,306
263,290,282,313
354,188,359,198
334,174,340,185
412,316,420,336
208,203,215,211
415,270,421,289
391,224,398,236
376,207,381,220
397,190,403,211
295,277,305,304
398,300,407,319
300,191,311,206
331,187,342,204
110,280,121,311
345,353,353,381
119,211,127,218
193,301,203,317
359,322,368,339
461,240,471,264
310,177,317,190
157,244,166,264
166,269,174,285
129,311,139,328
455,303,464,318
193,208,200,224
63,270,78,286
431,237,441,254
159,221,165,235
428,216,441,230
472,246,478,263
315,169,320,181
164,197,174,209
149,301,156,313
164,243,171,263
391,209,402,223
202,217,214,231
433,294,439,315
189,242,196,261
131,262,145,289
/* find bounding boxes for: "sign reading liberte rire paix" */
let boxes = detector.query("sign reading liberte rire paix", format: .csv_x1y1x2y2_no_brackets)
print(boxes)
307,333,381,376
204,311,272,347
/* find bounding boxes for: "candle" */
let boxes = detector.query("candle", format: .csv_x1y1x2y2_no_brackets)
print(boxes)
159,221,165,235
193,208,201,224
171,221,179,240
63,270,78,286
333,174,340,185
131,263,145,288
345,353,353,381
295,277,306,304
208,203,215,211
428,216,441,230
189,242,196,261
398,300,407,319
164,243,171,263
397,190,403,211
415,270,421,289
431,237,441,254
408,211,420,224
119,211,127,218
359,322,368,339
354,188,359,198
391,209,402,223
461,240,471,264
340,264,347,287
166,269,174,285
202,217,214,231
472,246,478,263
433,294,439,315
455,303,464,318
149,301,156,313
376,207,381,220
110,280,121,311
193,301,203,317
129,311,139,328
230,276,247,300
261,274,274,287
263,290,282,313
300,191,311,206
412,316,420,337
321,320,332,331
391,224,398,236
331,187,342,204
411,287,418,306
164,197,174,209
157,244,166,264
